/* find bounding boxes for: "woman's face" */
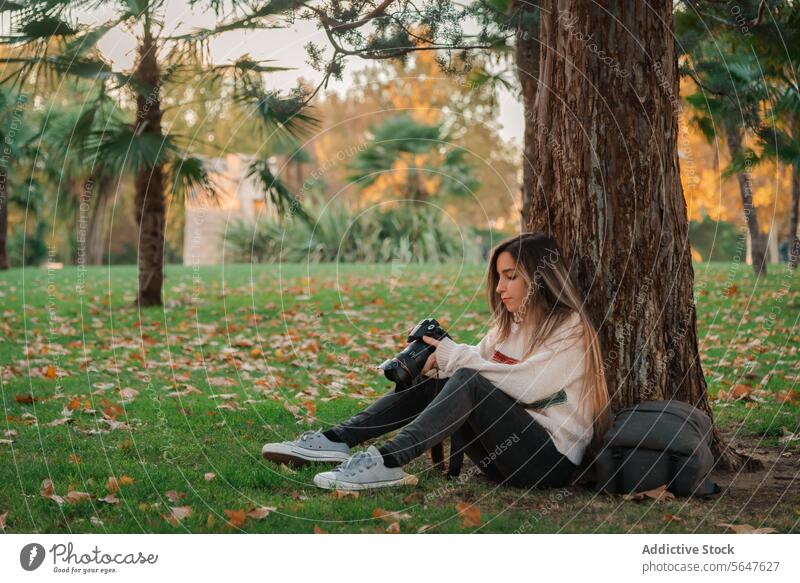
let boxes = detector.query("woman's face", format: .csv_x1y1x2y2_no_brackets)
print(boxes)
495,251,529,313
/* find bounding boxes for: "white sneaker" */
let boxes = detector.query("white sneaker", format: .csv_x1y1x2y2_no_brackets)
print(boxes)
313,445,417,491
262,430,351,466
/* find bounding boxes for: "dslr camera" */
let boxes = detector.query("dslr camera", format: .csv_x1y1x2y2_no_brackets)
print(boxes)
379,318,451,389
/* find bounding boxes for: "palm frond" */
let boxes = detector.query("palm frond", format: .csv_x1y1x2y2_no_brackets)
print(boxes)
232,77,319,141
172,0,307,41
165,154,219,204
246,158,312,224
83,123,177,175
723,147,761,178
757,126,800,167
1,13,78,43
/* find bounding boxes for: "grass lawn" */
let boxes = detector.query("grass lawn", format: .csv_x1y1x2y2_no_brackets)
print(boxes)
1,261,798,533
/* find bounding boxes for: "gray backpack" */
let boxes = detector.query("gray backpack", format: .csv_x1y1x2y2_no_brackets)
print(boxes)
593,400,721,497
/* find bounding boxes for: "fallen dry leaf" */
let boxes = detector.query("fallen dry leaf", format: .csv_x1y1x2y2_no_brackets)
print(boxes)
118,388,139,404
313,525,328,534
204,472,216,481
455,502,482,528
775,389,800,405
40,479,64,505
246,506,276,520
98,494,119,505
65,491,92,504
166,490,186,503
779,429,800,444
331,490,359,499
164,506,192,526
224,509,246,528
663,514,684,523
118,475,135,486
106,476,119,494
166,385,203,398
302,400,317,417
622,484,676,503
0,511,7,530
47,415,75,427
718,522,778,534
372,508,412,522
384,522,401,533
726,384,753,401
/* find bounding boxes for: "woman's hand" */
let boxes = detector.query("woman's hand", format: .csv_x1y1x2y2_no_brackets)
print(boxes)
420,336,441,377
421,352,437,376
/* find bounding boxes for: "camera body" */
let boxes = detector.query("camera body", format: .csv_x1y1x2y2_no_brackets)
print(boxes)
379,318,451,389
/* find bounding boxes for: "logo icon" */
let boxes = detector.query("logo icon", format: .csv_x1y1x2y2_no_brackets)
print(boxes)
20,543,46,571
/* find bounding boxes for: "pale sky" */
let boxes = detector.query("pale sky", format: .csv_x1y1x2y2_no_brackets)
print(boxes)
91,1,524,146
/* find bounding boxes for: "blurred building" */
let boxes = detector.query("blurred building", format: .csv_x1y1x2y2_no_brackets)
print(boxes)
183,154,278,265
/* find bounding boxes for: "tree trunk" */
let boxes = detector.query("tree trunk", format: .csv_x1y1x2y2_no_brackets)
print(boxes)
789,162,799,269
514,0,539,227
0,168,9,270
134,25,165,307
86,175,114,266
526,0,757,471
725,125,768,277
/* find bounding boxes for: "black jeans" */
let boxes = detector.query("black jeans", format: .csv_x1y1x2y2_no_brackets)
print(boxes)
326,367,578,489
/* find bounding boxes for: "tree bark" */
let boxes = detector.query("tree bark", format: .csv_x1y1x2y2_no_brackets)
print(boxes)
526,0,757,471
134,24,165,307
0,168,9,270
514,0,539,227
789,162,799,269
725,125,768,277
86,175,114,266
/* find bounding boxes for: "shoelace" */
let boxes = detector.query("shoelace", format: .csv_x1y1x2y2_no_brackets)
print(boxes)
336,451,377,475
298,430,320,442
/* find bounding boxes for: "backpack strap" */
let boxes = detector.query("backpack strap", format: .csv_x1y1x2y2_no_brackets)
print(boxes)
668,452,721,497
611,447,625,493
667,452,680,492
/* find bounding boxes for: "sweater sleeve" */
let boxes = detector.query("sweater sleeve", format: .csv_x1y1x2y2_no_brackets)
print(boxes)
423,329,495,379
434,318,586,404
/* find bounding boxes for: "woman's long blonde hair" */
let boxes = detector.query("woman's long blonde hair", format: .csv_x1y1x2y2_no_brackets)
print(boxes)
486,233,611,456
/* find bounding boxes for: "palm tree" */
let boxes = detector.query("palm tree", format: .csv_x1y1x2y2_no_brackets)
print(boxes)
2,1,503,299
348,114,478,202
677,17,770,276
1,1,315,304
29,96,113,265
747,4,800,267
0,85,35,269
746,89,800,269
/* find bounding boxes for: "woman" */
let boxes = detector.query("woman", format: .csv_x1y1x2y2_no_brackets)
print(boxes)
261,232,611,491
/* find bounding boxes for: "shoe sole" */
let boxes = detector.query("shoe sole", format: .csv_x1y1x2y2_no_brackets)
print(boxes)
261,443,350,467
313,472,418,491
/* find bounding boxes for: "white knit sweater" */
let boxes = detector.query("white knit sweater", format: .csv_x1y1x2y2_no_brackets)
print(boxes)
429,312,594,465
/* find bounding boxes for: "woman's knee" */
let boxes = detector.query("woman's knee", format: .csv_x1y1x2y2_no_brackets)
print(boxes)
445,368,503,400
447,367,483,388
